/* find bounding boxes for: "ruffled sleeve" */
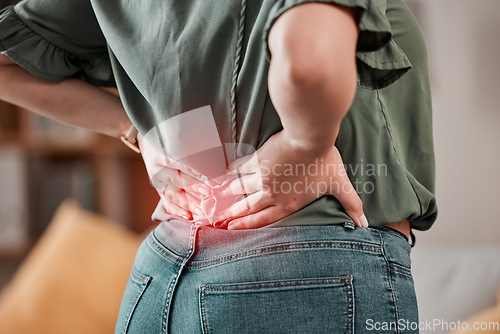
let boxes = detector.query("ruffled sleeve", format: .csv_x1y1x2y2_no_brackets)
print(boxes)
263,0,412,89
0,3,114,87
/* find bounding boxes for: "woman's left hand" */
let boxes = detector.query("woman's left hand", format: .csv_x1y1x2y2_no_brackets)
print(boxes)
212,130,369,229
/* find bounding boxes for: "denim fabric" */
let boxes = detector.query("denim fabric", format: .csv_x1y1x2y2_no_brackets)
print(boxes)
116,221,418,334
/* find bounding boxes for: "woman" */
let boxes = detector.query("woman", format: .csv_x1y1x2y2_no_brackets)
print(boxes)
0,0,437,332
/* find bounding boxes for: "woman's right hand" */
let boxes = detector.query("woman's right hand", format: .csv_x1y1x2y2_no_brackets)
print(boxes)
137,133,207,221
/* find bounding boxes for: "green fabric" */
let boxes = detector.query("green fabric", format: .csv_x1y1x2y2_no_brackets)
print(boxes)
0,0,437,230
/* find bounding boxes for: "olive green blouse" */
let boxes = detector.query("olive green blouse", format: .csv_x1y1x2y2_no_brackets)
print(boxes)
0,0,437,230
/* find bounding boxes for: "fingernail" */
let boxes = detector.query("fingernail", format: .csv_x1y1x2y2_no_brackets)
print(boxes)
227,223,237,230
360,214,369,228
182,214,190,220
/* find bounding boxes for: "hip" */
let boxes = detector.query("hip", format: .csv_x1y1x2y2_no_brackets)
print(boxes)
116,220,418,333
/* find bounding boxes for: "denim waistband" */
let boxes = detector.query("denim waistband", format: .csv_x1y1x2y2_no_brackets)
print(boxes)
150,219,412,266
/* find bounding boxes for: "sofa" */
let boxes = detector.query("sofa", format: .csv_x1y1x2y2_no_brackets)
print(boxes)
0,199,143,334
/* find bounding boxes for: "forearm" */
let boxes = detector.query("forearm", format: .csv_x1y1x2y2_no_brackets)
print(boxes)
267,3,359,151
0,55,131,138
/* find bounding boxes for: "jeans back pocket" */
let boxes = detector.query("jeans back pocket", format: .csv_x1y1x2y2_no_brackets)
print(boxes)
200,276,354,334
115,267,152,334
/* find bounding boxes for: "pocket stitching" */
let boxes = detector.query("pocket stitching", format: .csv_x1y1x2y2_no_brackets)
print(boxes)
122,268,152,334
200,276,352,292
200,276,354,334
389,262,413,278
130,267,152,285
200,285,209,334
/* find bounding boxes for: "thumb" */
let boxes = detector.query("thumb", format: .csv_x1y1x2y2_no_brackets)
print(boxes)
333,180,368,228
337,189,368,228
328,151,369,228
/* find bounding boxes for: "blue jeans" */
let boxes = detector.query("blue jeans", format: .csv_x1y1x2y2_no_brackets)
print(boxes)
116,220,418,333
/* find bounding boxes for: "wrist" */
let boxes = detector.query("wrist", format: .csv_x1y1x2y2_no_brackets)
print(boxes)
280,129,337,155
271,130,348,199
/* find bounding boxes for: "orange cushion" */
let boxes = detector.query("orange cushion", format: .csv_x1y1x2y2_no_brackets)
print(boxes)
0,199,142,334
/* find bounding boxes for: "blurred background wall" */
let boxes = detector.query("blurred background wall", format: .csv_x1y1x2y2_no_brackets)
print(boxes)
407,0,500,245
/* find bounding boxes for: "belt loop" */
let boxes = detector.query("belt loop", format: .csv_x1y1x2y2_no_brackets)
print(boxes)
343,221,356,230
410,228,416,248
162,223,200,333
